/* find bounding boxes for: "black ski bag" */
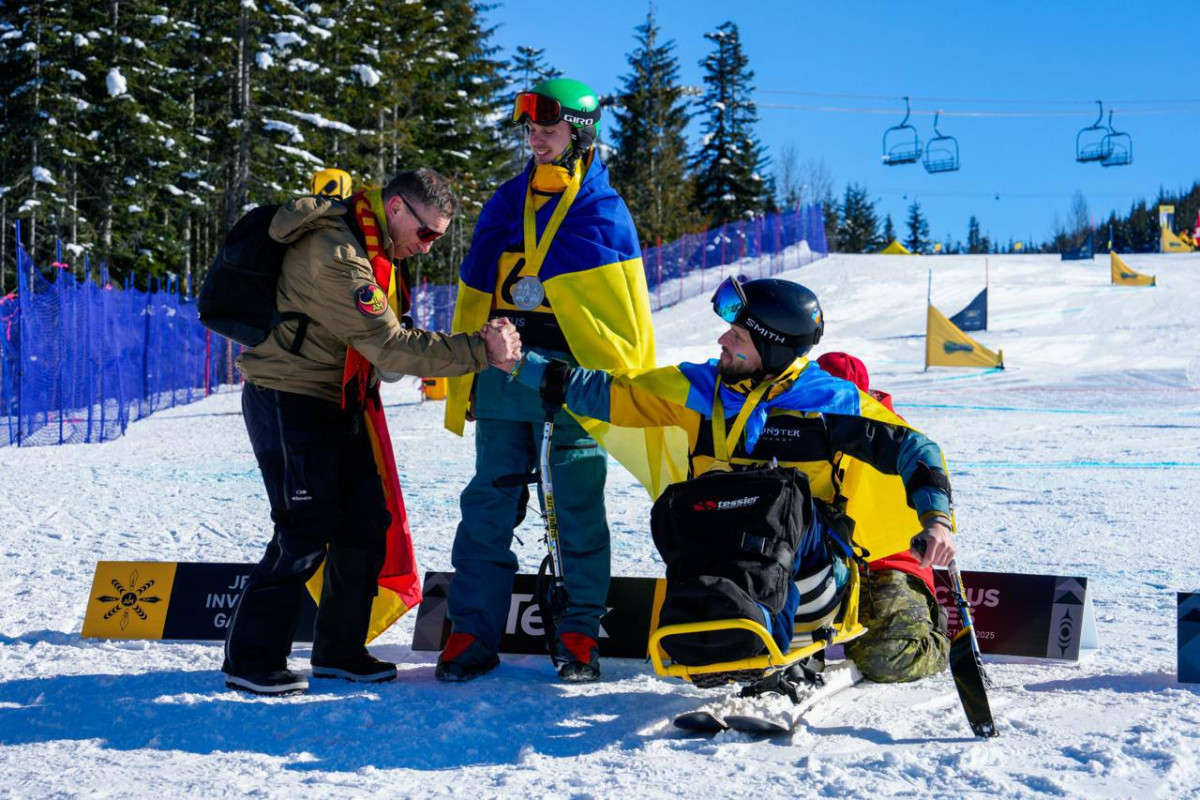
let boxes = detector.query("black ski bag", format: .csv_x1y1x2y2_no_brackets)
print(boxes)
651,466,811,666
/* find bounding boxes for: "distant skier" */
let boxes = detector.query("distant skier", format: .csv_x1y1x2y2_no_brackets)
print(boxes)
815,352,951,683
438,78,669,683
493,276,956,676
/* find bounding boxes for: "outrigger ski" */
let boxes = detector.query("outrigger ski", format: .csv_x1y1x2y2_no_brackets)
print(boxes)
674,659,863,735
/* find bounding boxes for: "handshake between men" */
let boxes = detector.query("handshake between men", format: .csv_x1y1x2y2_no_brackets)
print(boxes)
478,317,522,369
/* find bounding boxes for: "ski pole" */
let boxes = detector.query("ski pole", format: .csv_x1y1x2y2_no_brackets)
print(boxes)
913,536,998,738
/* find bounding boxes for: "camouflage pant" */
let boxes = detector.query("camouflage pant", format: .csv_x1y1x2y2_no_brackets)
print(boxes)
844,569,950,683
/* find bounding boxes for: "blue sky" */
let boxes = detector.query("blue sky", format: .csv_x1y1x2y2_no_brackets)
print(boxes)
487,0,1200,246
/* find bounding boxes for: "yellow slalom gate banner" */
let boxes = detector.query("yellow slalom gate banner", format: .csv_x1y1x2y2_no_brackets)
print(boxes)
1110,252,1156,286
925,304,1004,369
1161,227,1193,253
879,239,913,255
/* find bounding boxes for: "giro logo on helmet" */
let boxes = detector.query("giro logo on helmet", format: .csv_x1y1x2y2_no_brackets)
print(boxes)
563,113,593,126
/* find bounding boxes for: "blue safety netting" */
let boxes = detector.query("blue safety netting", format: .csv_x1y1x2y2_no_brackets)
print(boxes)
1,237,242,447
410,203,828,330
4,203,824,445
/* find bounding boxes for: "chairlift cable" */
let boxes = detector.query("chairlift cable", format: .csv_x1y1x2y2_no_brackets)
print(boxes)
758,89,1200,106
759,103,1200,118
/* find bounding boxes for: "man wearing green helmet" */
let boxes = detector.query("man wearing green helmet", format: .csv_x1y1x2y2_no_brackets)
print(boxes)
439,77,668,683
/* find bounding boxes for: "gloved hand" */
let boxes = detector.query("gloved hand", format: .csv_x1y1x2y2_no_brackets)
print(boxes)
540,359,573,409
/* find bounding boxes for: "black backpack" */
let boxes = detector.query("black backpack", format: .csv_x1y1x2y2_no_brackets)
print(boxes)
197,204,308,349
651,466,811,666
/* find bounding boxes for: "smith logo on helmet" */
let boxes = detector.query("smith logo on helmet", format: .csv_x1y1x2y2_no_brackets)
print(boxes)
744,317,785,343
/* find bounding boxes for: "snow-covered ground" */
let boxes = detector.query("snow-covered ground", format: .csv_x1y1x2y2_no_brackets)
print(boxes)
3,252,1200,798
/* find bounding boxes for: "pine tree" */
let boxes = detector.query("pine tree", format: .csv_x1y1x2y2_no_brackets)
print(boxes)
0,0,519,290
508,45,559,90
608,10,695,246
0,2,84,278
882,213,896,246
836,183,879,253
690,21,767,225
404,0,512,283
966,216,983,253
905,200,929,254
503,45,560,166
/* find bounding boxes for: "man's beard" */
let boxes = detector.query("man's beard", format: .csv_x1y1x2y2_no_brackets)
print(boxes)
718,356,758,381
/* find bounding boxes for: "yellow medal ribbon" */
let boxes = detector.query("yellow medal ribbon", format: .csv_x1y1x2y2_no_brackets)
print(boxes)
522,161,584,276
710,361,803,470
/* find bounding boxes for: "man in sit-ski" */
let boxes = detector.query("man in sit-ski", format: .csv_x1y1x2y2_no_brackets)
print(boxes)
493,276,955,691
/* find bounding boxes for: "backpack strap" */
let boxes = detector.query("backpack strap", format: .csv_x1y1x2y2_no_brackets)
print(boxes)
280,311,309,355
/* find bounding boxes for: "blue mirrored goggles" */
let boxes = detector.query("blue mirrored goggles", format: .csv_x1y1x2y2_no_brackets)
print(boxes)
711,276,749,324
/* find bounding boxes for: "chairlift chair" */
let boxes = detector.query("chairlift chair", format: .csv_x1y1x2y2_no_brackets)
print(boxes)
1075,100,1113,163
923,111,960,174
882,96,922,166
1100,110,1132,167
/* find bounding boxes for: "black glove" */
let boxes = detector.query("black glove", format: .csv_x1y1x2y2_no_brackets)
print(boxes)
540,359,573,409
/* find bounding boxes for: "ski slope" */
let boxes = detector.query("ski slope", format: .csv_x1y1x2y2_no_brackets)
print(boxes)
2,252,1199,798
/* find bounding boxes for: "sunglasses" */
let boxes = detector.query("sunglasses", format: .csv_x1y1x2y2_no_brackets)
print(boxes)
711,275,749,324
512,92,563,126
398,194,445,243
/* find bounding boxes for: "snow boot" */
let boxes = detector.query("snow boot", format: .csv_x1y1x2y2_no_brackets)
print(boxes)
225,668,309,696
312,652,398,683
435,632,500,682
553,632,601,683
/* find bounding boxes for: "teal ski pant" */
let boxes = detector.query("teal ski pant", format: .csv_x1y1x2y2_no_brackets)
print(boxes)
447,413,610,652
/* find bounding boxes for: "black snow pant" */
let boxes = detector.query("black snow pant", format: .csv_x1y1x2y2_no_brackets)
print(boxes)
223,384,391,676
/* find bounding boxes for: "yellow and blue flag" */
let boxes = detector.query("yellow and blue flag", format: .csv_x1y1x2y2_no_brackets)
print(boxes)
445,159,688,497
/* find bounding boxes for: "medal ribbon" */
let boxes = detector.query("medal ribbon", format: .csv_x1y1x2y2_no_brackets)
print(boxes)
522,162,584,277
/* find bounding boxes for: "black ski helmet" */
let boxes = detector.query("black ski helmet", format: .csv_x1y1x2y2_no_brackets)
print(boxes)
711,277,824,373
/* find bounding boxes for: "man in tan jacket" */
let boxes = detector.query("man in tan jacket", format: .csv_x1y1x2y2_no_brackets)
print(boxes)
224,169,520,696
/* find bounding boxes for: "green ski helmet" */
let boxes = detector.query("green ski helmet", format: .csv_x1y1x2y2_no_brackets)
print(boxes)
512,77,601,153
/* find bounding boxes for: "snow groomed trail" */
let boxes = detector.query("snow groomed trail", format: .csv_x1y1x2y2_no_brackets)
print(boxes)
1,253,1199,798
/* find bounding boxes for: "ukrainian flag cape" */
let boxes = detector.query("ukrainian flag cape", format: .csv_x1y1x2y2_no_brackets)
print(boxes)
445,157,688,496
613,358,940,560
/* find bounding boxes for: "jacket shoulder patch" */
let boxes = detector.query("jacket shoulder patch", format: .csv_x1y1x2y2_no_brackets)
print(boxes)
355,284,388,317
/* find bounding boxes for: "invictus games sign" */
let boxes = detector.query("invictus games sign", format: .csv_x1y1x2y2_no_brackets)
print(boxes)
412,571,665,658
934,570,1097,662
82,561,316,642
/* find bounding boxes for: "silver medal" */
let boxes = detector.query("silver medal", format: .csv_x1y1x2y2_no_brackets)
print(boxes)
512,275,545,311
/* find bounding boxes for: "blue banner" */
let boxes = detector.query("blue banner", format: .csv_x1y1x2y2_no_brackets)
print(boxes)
949,287,988,332
1061,231,1094,261
1180,592,1200,683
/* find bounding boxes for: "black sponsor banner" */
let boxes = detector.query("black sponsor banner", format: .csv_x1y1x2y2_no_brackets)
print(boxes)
934,570,1097,661
162,562,317,642
412,571,663,659
82,561,316,642
1179,592,1200,684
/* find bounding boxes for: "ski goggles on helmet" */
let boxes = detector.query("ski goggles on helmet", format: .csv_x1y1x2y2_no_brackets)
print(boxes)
711,275,750,324
512,92,600,128
513,92,564,125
